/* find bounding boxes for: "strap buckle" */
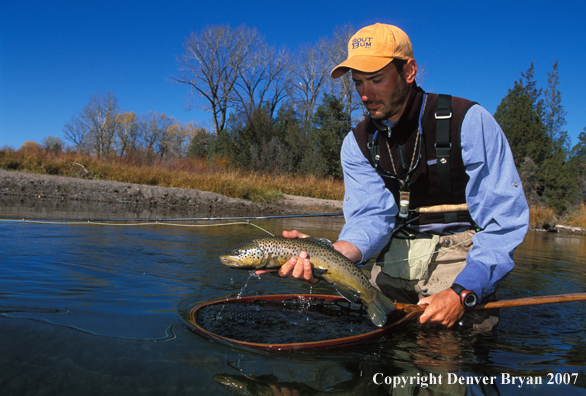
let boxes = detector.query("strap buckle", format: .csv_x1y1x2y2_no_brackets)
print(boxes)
435,110,452,120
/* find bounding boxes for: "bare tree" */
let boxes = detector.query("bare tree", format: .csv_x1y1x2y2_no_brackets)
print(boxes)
80,92,119,158
290,37,331,131
174,24,261,135
231,43,292,122
326,24,363,122
62,92,118,156
63,116,88,152
139,111,167,161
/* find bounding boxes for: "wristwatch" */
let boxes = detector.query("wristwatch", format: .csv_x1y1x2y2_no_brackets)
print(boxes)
450,284,478,310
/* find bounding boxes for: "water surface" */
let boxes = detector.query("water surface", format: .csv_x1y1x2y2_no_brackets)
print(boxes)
1,201,585,395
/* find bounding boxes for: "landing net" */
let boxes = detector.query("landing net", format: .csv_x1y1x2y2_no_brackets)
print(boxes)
187,294,412,351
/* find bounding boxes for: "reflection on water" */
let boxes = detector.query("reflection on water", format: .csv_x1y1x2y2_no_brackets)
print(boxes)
1,200,586,395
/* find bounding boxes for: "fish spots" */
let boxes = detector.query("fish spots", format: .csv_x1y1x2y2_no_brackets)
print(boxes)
220,235,396,326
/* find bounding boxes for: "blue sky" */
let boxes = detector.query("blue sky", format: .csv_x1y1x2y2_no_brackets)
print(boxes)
1,0,585,150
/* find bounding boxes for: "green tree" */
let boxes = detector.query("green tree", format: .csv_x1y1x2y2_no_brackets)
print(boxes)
544,61,568,146
41,136,64,153
226,105,280,171
494,63,549,168
541,134,578,213
301,94,350,179
188,126,214,159
570,129,586,202
207,128,235,162
539,61,577,213
273,103,306,170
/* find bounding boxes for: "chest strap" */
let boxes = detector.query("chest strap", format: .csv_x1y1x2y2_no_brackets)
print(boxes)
435,94,452,196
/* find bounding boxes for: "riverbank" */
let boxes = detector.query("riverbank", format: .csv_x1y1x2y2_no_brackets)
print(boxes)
1,169,585,236
0,169,343,217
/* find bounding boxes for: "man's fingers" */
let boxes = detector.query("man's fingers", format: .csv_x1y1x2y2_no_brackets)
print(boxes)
291,251,308,278
278,256,298,277
283,230,310,239
255,269,278,275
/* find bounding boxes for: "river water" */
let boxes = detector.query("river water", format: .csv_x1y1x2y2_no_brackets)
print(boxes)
1,200,586,395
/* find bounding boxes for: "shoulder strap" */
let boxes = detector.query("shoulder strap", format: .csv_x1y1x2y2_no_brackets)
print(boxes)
435,94,452,196
354,115,377,168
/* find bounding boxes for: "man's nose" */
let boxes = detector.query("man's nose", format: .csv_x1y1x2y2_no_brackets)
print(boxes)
360,84,374,102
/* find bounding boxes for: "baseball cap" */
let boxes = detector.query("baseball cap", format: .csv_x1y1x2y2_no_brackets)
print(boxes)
330,23,413,79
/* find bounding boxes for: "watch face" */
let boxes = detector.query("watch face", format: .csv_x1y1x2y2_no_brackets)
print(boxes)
462,291,478,308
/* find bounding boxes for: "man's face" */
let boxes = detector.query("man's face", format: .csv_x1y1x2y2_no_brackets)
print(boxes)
351,62,409,122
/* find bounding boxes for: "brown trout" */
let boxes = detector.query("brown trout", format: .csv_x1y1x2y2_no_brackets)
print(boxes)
219,236,395,327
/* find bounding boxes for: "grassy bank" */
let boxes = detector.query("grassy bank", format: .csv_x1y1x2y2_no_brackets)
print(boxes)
2,147,585,229
0,147,345,203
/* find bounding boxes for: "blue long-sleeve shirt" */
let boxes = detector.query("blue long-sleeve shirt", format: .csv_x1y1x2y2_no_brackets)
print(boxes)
338,104,529,300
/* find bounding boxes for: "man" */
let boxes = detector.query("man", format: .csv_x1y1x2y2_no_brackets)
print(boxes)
260,23,529,329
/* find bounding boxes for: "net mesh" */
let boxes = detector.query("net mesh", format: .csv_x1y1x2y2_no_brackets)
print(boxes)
195,297,403,344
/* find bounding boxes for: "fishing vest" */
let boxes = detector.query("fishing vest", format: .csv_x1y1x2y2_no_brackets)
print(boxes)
353,85,476,226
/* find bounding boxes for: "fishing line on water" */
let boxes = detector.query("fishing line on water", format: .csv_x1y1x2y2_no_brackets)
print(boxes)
0,212,342,224
0,214,475,266
0,212,343,235
1,219,275,237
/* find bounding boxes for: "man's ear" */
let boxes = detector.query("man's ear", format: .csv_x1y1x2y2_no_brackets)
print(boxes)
404,58,417,83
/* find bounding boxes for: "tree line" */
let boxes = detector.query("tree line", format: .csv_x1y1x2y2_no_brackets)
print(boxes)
48,24,584,214
59,91,213,162
494,62,586,213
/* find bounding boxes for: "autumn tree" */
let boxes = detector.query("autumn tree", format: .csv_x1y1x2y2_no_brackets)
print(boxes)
159,119,197,159
20,141,40,153
116,111,140,157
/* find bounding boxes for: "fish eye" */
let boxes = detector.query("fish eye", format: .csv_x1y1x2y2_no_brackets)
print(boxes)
231,250,240,255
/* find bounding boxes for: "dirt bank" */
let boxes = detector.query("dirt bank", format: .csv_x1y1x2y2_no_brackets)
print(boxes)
0,169,343,216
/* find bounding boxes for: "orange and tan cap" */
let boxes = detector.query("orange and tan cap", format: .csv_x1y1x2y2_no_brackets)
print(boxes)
331,23,413,79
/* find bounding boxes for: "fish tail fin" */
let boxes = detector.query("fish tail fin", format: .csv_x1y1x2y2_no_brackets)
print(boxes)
365,291,396,328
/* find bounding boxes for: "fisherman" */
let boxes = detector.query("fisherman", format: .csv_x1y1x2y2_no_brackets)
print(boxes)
260,23,529,330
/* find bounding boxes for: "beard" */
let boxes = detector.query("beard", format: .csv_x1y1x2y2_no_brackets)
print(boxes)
366,74,410,121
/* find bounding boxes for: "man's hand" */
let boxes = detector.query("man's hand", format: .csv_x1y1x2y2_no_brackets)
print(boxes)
418,289,465,328
255,230,319,285
254,230,362,286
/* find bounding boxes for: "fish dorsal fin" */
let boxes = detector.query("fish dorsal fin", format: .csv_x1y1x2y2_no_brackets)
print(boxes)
306,237,333,248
